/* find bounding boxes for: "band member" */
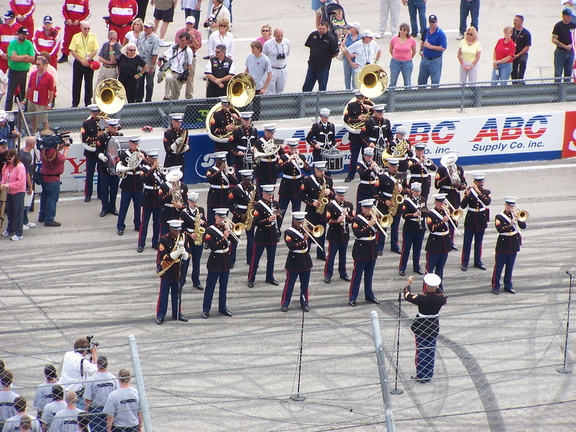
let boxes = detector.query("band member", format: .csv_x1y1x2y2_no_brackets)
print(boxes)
491,196,527,295
300,160,334,261
376,158,403,255
180,190,207,291
305,108,335,162
228,169,256,266
390,126,413,173
253,123,282,194
344,90,372,182
403,273,447,383
277,138,311,230
227,110,257,172
211,97,239,159
80,104,103,202
435,151,466,249
425,194,453,291
206,151,237,226
460,173,491,272
95,118,121,218
281,211,312,312
361,104,394,166
349,198,380,306
399,182,426,276
407,143,436,201
115,136,146,236
355,146,380,207
247,184,281,288
159,167,188,237
163,113,189,173
137,148,164,253
203,208,234,319
156,219,189,325
324,186,354,283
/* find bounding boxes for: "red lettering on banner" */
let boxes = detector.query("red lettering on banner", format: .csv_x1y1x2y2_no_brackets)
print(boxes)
67,158,86,174
471,118,499,142
562,111,576,158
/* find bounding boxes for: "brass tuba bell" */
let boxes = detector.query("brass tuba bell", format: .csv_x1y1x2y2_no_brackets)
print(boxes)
227,73,256,108
95,78,126,115
356,64,389,99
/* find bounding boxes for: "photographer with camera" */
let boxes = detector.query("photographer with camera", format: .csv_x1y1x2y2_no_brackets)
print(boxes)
38,129,70,227
262,28,290,95
158,32,194,101
59,337,98,410
203,0,230,37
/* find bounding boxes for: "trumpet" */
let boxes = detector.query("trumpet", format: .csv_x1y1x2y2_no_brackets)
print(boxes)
290,152,305,169
223,217,245,245
370,207,390,237
223,164,235,175
302,219,325,252
442,201,463,237
512,206,529,223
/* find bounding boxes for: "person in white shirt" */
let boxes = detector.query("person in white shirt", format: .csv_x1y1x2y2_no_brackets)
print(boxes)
159,32,194,100
262,28,290,94
344,29,382,82
207,18,233,58
58,338,98,411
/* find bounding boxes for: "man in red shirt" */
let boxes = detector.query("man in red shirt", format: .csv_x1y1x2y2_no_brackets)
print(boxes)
59,0,91,64
107,0,138,44
33,16,61,69
0,11,23,72
39,133,70,226
24,55,54,134
10,0,36,39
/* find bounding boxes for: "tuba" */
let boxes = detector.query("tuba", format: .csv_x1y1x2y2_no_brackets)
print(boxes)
205,74,256,143
95,78,126,115
440,152,462,188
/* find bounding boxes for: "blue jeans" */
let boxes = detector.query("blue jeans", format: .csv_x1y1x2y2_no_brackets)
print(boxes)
418,56,443,86
491,62,512,85
88,405,107,432
459,0,480,35
302,66,330,92
407,0,427,36
554,48,574,81
39,181,60,223
389,58,413,87
343,59,355,90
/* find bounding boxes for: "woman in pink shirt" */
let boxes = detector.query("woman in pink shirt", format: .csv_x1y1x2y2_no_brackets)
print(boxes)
389,22,417,87
255,24,272,46
1,149,27,240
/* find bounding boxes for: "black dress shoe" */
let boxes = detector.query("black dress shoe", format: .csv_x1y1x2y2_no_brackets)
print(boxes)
109,210,119,216
281,306,288,312
399,270,405,276
193,284,204,291
99,211,107,217
45,221,62,227
177,314,189,322
266,278,279,286
366,297,380,305
461,265,468,272
415,269,424,275
57,54,68,63
504,287,516,294
84,196,91,202
202,311,209,319
377,250,383,256
475,264,487,270
491,289,500,295
152,244,159,250
348,299,356,307
452,244,458,251
137,246,144,253
324,277,331,284
202,55,210,59
118,230,124,236
247,281,254,288
340,275,351,282
219,309,233,317
392,249,402,255
344,176,353,183
302,305,309,312
411,376,430,384
156,317,164,325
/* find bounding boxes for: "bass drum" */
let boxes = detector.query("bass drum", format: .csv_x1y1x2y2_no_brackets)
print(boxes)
105,136,130,175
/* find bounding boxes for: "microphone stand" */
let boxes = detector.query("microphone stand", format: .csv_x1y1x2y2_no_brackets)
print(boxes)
290,306,307,401
390,289,404,395
558,271,574,374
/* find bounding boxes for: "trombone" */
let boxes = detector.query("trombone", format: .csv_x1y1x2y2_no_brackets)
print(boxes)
302,219,325,252
442,201,463,237
370,207,390,238
223,218,245,245
512,206,529,223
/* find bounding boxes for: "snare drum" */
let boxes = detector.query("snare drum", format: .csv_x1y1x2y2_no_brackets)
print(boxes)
322,148,345,171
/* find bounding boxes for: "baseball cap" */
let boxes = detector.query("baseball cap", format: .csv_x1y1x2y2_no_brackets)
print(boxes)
43,15,53,24
428,14,438,22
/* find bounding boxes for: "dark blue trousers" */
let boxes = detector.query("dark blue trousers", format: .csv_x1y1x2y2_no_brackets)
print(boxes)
231,227,254,265
349,259,376,301
492,252,517,291
425,252,448,290
157,278,180,320
203,271,229,313
399,230,425,272
99,172,119,213
415,336,437,380
117,190,142,231
324,241,348,279
278,195,301,230
461,228,485,267
248,243,277,283
281,270,310,308
138,207,161,248
84,157,99,199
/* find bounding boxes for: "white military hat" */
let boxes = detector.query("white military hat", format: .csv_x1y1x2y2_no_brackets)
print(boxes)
284,138,299,147
170,113,184,121
238,169,254,177
319,108,330,117
334,186,348,195
127,135,141,143
360,198,375,207
214,208,229,216
414,143,426,150
213,151,228,160
432,193,447,201
262,184,276,194
166,169,183,182
411,182,422,191
263,123,277,132
219,96,230,105
503,196,518,205
396,126,407,135
106,118,120,126
187,191,199,201
167,219,183,230
240,111,253,119
387,157,400,166
372,104,386,112
87,104,100,112
364,147,374,156
424,273,441,287
313,160,327,170
147,148,159,158
472,173,486,182
292,211,307,221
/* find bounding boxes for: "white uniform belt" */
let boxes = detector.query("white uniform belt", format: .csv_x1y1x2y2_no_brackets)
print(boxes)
213,248,230,253
210,184,229,189
469,208,486,212
499,232,517,236
417,313,439,318
381,192,392,197
441,185,456,190
164,203,175,207
291,249,308,254
409,218,420,222
236,205,247,209
125,171,141,175
360,180,375,184
144,185,158,190
431,231,449,236
369,137,377,142
355,236,375,241
283,174,302,179
260,157,275,162
410,174,426,178
237,146,247,150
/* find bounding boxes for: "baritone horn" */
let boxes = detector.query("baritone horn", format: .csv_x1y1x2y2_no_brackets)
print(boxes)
95,78,126,115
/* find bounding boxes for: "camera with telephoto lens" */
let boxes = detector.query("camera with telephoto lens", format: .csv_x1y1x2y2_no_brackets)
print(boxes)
86,335,99,349
276,54,285,60
177,69,190,83
36,127,72,150
203,14,216,28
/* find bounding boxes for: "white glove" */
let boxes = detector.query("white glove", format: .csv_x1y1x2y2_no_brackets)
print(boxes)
98,153,108,162
179,249,188,259
182,144,189,153
175,137,183,146
82,143,97,152
116,164,130,173
170,143,178,152
169,250,180,260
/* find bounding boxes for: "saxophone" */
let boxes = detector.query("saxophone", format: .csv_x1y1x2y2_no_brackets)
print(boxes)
389,177,405,217
316,181,329,214
193,211,205,246
244,189,256,230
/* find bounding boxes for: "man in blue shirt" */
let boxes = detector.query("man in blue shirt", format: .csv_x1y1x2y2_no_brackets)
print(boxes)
417,14,447,86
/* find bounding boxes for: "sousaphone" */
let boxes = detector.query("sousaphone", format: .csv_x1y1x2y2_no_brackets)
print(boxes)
206,73,256,143
95,78,126,115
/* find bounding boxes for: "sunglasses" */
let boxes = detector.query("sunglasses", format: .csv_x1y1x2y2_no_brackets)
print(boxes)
262,29,270,32
215,50,222,54
219,24,227,27
83,27,90,30
128,49,136,52
400,28,408,32
466,33,474,36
